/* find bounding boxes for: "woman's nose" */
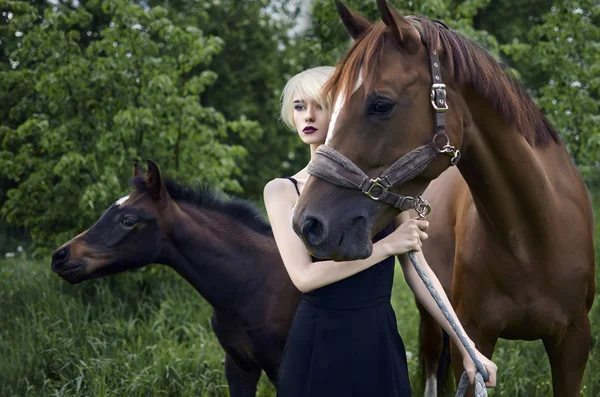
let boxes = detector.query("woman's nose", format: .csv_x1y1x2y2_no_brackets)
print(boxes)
305,106,315,122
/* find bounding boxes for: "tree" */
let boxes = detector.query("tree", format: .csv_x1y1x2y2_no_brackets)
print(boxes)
147,0,311,200
502,0,600,167
0,0,257,252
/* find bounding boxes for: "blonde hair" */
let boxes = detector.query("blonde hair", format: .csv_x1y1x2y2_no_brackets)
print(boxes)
280,66,335,130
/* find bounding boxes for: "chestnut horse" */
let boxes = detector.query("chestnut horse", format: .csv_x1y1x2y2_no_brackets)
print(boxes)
292,1,595,396
51,161,300,397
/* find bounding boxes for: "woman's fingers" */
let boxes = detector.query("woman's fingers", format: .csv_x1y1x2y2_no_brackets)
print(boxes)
414,219,429,230
485,361,497,387
467,367,475,384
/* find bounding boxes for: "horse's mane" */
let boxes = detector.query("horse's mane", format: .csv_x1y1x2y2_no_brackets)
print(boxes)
132,176,272,236
323,16,560,146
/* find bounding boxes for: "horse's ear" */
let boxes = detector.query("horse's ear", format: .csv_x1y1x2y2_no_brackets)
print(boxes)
146,160,167,201
133,161,144,177
376,0,420,54
335,0,372,39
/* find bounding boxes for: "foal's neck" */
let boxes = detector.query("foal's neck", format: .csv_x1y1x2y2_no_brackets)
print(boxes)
459,91,576,259
159,202,277,312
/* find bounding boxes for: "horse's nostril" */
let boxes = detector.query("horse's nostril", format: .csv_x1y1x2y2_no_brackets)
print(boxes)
301,217,326,246
52,247,70,265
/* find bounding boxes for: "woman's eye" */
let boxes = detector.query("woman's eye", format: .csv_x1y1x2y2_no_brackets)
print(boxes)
369,101,395,115
121,217,137,227
294,104,306,111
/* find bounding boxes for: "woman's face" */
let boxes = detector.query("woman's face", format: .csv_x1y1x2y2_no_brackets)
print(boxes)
292,95,330,145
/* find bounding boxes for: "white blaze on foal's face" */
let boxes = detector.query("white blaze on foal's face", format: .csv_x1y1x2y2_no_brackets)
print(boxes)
115,195,130,206
325,71,363,145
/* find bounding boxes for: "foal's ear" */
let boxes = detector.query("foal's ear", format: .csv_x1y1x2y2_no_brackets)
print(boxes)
133,161,144,177
146,160,167,201
335,0,372,39
376,0,421,54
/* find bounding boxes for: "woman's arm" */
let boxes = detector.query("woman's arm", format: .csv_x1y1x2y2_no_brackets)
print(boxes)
264,179,425,293
394,212,497,387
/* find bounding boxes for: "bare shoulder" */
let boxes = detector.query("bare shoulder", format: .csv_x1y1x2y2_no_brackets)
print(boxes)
263,178,297,203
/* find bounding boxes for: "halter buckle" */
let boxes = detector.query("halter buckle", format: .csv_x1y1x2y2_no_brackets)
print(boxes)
365,178,387,200
431,83,449,112
415,196,432,219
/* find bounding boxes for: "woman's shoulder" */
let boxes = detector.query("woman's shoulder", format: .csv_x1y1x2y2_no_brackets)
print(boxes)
263,177,298,200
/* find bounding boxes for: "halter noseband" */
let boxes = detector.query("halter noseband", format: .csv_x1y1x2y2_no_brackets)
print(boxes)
307,35,460,217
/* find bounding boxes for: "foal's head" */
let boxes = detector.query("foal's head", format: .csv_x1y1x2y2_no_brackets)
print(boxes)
51,161,175,284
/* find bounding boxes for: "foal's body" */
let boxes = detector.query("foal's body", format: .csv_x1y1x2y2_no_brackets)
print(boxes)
52,162,300,397
163,207,299,395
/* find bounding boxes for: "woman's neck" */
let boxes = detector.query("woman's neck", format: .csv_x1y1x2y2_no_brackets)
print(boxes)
309,142,322,161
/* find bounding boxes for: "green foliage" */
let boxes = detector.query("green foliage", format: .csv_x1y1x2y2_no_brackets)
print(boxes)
0,0,257,252
0,259,277,396
148,0,311,199
502,0,600,166
472,0,556,44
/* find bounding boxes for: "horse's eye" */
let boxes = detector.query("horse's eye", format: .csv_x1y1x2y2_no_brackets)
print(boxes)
369,101,395,115
121,217,137,227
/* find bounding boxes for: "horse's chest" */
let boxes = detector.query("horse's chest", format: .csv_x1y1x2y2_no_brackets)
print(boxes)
455,244,587,337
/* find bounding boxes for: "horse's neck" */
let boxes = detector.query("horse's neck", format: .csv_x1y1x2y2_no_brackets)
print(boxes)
159,204,278,312
459,93,580,258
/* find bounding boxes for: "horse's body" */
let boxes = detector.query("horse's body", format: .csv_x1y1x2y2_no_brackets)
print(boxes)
51,161,300,397
292,2,595,396
421,162,594,396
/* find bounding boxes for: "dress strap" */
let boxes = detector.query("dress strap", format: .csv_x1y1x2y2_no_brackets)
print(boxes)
284,177,300,196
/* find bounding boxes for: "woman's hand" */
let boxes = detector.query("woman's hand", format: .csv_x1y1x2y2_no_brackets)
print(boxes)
380,218,429,256
462,350,497,387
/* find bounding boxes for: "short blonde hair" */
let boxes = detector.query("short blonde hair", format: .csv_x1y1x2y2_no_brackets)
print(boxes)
280,66,335,130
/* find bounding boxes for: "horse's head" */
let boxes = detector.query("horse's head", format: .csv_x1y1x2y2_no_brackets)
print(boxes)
51,160,173,284
292,0,465,260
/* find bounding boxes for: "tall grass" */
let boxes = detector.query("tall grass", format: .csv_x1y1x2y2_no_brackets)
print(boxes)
1,190,598,396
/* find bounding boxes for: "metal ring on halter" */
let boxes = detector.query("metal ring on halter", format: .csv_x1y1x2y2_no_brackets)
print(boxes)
433,133,451,152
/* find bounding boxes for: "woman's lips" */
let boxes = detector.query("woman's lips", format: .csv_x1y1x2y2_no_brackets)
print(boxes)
303,126,317,134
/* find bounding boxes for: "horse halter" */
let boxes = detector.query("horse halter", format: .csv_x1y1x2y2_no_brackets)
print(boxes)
307,42,460,218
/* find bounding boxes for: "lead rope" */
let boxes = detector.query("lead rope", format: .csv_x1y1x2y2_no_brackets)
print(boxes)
409,211,488,397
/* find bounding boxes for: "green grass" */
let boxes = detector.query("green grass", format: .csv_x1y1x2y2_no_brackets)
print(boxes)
1,190,599,396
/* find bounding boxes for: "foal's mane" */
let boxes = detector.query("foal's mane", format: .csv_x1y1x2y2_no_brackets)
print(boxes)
323,16,560,146
132,176,272,236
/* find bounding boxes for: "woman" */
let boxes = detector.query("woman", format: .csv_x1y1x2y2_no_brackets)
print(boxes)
264,66,497,396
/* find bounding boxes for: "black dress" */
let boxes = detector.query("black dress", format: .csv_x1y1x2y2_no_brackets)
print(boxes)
277,177,412,397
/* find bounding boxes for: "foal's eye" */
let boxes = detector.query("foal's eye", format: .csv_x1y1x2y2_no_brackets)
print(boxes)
121,217,137,227
369,101,395,115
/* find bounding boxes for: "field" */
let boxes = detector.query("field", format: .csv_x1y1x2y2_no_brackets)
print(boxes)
1,189,599,396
